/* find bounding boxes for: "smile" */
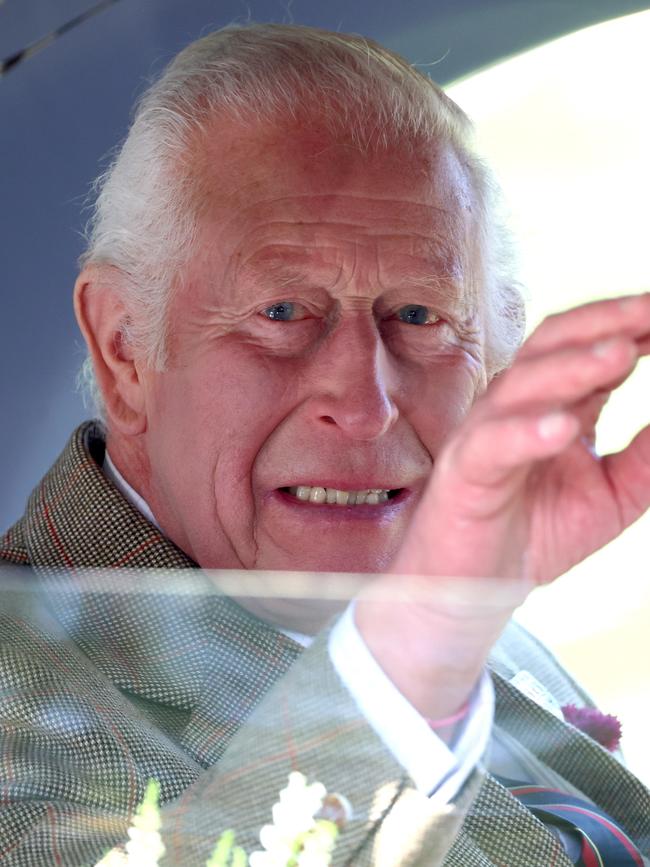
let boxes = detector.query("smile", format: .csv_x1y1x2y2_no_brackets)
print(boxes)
282,485,401,505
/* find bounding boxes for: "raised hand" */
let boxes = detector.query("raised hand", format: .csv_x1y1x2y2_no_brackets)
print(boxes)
392,292,650,586
356,293,650,721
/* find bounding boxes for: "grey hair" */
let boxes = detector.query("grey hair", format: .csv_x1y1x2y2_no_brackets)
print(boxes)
79,23,524,416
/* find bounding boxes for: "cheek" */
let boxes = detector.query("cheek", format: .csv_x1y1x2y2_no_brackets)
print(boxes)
143,350,305,566
195,347,300,433
159,347,303,490
165,339,292,414
407,357,483,451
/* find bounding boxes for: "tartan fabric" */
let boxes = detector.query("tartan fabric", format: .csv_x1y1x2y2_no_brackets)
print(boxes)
1,421,649,866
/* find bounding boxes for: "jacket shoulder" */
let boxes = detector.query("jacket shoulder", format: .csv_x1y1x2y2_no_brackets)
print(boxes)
0,516,29,566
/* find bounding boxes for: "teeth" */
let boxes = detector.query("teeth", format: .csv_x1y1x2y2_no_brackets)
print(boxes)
309,486,326,504
287,486,391,506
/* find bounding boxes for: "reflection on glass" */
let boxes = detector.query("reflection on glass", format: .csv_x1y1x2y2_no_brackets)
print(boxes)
449,9,650,784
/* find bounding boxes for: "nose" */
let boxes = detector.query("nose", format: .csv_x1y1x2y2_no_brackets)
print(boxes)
307,315,399,441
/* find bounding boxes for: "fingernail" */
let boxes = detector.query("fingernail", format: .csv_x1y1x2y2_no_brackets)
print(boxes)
538,411,570,440
592,337,620,358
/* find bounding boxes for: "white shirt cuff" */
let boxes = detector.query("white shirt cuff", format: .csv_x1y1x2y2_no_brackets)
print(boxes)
328,603,494,805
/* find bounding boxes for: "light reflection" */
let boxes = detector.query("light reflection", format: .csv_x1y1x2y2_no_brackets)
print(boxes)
448,10,650,783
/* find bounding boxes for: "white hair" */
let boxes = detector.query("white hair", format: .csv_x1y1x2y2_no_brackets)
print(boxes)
79,23,524,414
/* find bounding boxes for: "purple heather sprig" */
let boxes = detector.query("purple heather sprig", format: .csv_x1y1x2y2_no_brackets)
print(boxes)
561,703,622,752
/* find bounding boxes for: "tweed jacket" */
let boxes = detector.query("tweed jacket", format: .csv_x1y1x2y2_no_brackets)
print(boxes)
1,421,648,866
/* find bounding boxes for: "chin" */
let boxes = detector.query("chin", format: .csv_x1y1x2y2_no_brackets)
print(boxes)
227,547,394,633
258,545,396,575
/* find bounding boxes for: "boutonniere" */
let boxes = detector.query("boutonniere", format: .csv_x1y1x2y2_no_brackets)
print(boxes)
95,779,165,866
248,772,351,867
561,703,622,752
510,671,622,753
95,772,351,867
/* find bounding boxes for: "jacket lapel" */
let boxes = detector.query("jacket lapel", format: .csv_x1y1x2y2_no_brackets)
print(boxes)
23,421,195,572
446,648,650,865
446,773,572,867
21,422,302,765
179,594,301,766
491,670,650,848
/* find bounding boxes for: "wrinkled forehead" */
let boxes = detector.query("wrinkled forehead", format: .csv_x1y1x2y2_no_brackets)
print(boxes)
191,115,476,224
181,117,482,318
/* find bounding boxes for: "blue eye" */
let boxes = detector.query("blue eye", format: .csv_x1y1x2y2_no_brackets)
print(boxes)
398,304,435,325
263,302,295,321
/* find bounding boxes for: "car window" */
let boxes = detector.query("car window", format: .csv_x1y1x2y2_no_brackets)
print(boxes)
449,9,650,785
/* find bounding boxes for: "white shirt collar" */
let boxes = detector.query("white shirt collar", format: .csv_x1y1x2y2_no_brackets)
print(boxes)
103,450,161,532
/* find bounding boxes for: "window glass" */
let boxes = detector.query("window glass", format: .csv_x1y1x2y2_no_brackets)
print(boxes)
448,10,650,784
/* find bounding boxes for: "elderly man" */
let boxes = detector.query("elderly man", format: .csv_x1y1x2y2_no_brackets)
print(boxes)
1,23,649,867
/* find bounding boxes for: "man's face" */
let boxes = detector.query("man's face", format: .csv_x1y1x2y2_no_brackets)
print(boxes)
138,120,487,589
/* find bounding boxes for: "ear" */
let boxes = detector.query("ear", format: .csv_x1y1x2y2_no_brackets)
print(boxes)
74,265,147,434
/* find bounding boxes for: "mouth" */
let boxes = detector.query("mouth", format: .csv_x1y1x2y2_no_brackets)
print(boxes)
279,485,404,506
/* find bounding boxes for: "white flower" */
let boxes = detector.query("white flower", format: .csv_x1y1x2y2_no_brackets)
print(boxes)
124,825,165,865
296,853,332,867
297,819,339,867
249,850,286,867
249,773,342,867
96,772,346,867
94,849,129,867
95,780,165,867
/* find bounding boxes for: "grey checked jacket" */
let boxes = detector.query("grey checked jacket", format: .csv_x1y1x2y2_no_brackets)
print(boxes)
1,422,648,865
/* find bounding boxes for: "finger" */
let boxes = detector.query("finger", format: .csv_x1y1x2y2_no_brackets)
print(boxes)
601,424,650,528
637,334,650,356
570,389,611,448
519,292,650,359
487,335,637,412
442,409,580,505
